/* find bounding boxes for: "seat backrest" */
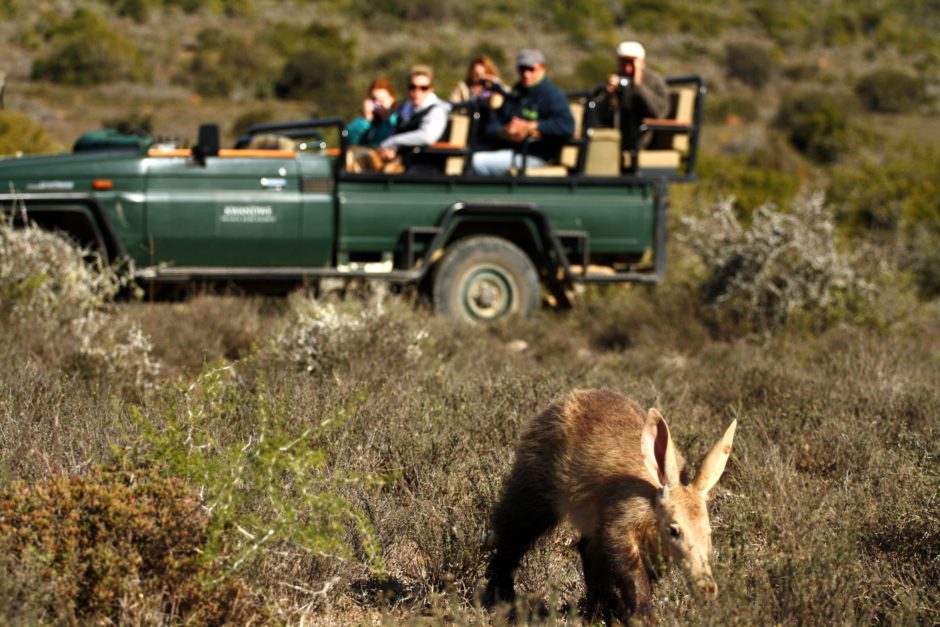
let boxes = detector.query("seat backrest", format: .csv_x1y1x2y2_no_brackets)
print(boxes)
247,133,296,151
670,87,696,152
446,112,471,147
559,100,586,170
584,127,621,176
444,112,471,175
647,85,697,153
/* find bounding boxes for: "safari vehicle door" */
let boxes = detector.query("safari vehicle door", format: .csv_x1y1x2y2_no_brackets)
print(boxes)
143,128,305,269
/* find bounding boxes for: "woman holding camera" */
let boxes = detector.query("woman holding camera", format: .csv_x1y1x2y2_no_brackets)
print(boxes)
449,55,505,110
347,78,399,147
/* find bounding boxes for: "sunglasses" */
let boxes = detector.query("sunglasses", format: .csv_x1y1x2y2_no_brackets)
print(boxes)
517,65,536,73
408,83,432,91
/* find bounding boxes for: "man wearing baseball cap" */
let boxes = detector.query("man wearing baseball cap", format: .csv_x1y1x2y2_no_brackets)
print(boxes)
597,40,670,154
469,48,574,176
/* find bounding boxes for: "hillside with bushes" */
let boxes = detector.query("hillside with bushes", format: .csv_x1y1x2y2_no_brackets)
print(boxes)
2,0,938,231
0,1,938,624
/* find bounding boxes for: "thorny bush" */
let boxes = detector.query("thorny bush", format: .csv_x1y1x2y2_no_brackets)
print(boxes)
269,290,428,375
0,467,264,624
680,194,873,334
0,214,160,394
126,362,385,586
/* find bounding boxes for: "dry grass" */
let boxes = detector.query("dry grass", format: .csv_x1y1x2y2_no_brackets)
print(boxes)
1,246,937,623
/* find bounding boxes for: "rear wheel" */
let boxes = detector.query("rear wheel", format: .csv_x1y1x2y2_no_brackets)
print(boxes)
432,236,539,323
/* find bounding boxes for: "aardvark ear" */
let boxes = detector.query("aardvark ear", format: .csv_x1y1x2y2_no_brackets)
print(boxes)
692,420,737,496
641,408,681,489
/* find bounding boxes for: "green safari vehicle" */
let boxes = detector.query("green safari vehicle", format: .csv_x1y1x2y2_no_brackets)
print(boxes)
0,76,705,323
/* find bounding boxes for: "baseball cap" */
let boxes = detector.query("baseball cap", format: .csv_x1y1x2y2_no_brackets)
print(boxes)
516,49,546,67
616,41,646,59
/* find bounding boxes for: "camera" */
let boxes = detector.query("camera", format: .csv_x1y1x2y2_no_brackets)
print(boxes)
618,76,632,88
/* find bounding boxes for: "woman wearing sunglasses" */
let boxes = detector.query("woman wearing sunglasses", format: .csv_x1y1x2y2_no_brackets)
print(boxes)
377,65,451,167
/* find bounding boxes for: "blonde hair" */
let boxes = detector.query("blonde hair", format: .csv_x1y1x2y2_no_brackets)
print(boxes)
408,64,434,84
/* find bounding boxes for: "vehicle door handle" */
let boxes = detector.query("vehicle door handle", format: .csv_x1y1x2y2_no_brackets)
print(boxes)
260,177,287,189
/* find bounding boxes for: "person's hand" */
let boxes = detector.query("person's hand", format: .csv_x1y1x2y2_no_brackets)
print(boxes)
362,98,375,121
377,146,397,162
633,60,645,85
500,117,537,143
606,73,620,94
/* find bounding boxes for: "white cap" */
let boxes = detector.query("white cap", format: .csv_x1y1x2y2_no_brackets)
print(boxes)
616,41,646,59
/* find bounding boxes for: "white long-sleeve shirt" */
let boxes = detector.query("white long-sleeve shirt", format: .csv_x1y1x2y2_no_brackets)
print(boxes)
379,93,451,149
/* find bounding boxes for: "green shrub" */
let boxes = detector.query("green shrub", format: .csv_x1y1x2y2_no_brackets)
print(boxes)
0,0,22,19
819,8,863,46
703,93,760,124
680,194,873,334
783,61,823,81
101,111,154,135
30,9,151,85
186,27,279,98
101,0,158,22
0,468,264,624
231,108,276,138
543,0,615,47
829,138,940,234
567,52,611,91
695,149,802,218
908,231,940,300
623,0,730,35
775,90,852,163
855,68,927,113
0,111,59,155
274,24,357,114
750,4,815,46
348,0,457,25
128,361,385,576
828,139,940,299
163,0,253,14
724,41,778,88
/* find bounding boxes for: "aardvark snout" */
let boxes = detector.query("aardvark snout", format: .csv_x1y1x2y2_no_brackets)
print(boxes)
697,576,718,599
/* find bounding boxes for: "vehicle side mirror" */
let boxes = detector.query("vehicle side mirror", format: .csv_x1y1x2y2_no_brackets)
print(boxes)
193,123,220,165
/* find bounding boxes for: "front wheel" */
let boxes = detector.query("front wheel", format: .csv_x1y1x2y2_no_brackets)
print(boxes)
432,236,540,323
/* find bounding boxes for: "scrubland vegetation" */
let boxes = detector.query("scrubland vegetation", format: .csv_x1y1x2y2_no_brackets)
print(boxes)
1,0,939,624
1,198,937,624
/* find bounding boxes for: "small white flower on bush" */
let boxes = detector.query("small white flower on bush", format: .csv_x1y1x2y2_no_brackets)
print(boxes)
0,216,120,320
273,293,380,373
271,291,428,373
1,215,161,390
680,193,872,332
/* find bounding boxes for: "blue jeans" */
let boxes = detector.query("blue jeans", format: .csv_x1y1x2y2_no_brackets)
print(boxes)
469,149,547,176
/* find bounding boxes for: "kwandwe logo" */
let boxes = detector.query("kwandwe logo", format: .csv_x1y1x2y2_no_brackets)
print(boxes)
26,181,75,191
220,205,276,224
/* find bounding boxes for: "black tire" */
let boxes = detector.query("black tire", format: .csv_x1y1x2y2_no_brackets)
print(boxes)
432,236,539,323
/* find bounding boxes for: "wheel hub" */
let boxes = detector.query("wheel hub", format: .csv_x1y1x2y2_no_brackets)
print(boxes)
464,268,513,321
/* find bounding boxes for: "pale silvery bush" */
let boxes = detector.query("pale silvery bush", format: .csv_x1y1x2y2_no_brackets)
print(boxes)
270,291,428,373
0,215,160,390
680,194,873,332
0,213,121,321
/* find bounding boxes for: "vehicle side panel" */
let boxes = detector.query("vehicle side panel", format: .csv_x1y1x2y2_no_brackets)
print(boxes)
0,152,147,259
337,179,655,258
144,155,305,267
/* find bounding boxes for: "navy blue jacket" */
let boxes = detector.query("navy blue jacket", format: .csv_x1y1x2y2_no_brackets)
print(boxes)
483,76,575,161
